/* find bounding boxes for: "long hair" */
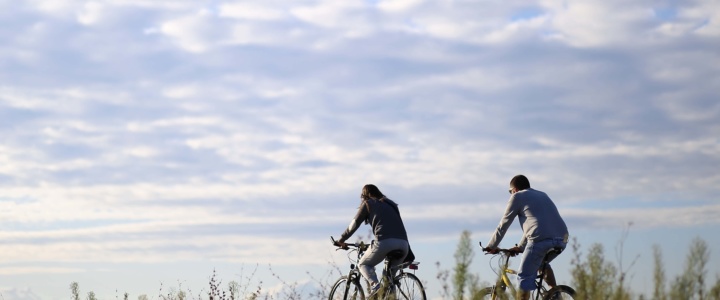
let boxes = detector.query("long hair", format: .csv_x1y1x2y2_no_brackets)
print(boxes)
359,184,387,222
361,184,386,202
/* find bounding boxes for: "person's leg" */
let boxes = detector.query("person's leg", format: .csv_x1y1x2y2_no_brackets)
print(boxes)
542,237,567,289
386,239,409,278
518,240,554,293
358,239,409,285
543,264,557,288
517,290,531,300
358,242,388,286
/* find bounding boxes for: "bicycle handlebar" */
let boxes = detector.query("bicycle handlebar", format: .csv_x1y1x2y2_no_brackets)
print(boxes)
330,236,368,250
479,241,522,255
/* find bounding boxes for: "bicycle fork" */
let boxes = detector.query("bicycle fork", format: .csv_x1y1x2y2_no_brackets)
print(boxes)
490,268,515,300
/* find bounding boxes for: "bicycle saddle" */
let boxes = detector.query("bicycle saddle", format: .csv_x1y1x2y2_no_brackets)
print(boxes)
548,247,564,255
386,250,406,260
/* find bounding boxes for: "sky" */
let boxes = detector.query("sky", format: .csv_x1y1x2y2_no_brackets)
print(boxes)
0,0,719,299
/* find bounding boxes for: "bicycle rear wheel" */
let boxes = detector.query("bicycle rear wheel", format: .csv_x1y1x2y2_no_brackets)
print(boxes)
391,273,426,300
329,276,366,300
477,286,511,300
542,285,576,300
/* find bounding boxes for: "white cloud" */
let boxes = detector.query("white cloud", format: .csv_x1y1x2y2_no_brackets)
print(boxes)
541,0,656,47
291,2,357,28
681,0,720,36
219,3,286,21
377,0,425,13
162,85,199,98
26,0,80,17
0,287,42,300
125,146,159,158
290,0,376,42
483,15,549,44
656,91,720,122
160,12,220,53
564,204,720,229
0,267,84,275
223,23,279,46
76,2,106,25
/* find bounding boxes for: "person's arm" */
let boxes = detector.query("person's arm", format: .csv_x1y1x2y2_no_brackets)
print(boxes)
486,197,519,249
517,233,528,251
339,201,369,243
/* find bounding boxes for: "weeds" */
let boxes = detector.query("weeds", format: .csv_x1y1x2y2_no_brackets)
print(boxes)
569,235,720,300
67,234,719,300
653,245,666,300
436,230,484,300
435,261,451,299
570,239,625,299
70,282,80,300
668,237,711,300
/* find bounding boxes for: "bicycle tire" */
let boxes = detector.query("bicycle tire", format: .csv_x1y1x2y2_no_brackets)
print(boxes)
477,286,511,300
391,273,426,300
329,276,366,300
542,285,576,300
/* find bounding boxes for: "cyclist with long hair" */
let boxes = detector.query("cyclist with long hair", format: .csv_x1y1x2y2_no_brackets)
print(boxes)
334,184,410,297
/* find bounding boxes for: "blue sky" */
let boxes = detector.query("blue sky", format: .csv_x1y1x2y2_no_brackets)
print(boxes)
1,0,719,299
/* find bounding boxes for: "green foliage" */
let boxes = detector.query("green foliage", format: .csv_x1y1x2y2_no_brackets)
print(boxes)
669,237,710,300
569,236,715,300
653,245,667,300
70,282,80,300
435,261,451,299
453,230,474,300
612,224,637,300
437,230,484,300
709,276,720,300
570,239,620,299
161,288,186,300
65,234,717,300
228,281,240,299
69,282,98,300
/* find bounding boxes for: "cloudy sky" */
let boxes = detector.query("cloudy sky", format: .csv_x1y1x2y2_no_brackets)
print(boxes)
1,0,719,299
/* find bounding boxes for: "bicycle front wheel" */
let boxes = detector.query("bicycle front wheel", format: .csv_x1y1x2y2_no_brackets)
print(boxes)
329,276,366,300
542,285,576,300
477,286,511,300
392,273,426,300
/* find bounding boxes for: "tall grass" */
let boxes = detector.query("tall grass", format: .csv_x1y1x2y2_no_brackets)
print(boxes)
69,233,720,300
453,230,479,300
564,236,718,300
435,231,719,300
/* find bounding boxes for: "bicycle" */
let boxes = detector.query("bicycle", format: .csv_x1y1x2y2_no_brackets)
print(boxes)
478,242,576,300
329,237,427,300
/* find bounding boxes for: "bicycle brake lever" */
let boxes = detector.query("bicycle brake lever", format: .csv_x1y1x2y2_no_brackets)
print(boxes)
478,241,491,254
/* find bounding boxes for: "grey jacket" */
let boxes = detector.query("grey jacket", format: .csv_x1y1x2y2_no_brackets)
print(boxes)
487,188,568,250
339,197,408,242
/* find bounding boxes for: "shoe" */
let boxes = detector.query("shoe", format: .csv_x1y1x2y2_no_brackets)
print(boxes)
368,283,381,298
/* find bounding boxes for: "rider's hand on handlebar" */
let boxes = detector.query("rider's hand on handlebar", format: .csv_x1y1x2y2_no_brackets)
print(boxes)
334,240,349,250
485,246,499,254
508,246,523,257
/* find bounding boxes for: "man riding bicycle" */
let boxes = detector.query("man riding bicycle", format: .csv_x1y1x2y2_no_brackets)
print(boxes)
334,184,410,297
484,175,569,300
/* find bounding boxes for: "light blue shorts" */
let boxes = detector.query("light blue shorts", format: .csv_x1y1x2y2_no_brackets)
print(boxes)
518,237,567,291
